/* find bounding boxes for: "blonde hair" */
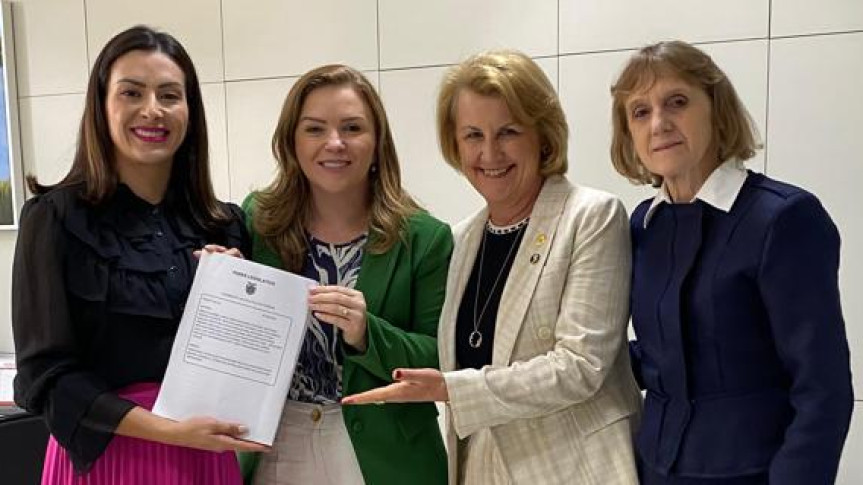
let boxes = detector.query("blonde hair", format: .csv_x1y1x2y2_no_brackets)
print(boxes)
610,40,761,186
252,65,419,272
436,50,568,176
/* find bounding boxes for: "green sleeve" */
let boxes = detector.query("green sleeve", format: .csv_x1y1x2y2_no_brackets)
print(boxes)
240,193,257,235
346,220,453,380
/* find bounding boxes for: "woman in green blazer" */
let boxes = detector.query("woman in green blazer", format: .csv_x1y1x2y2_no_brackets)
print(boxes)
239,64,451,485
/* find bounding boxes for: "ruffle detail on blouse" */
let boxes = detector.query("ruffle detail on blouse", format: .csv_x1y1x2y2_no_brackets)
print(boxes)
38,185,197,320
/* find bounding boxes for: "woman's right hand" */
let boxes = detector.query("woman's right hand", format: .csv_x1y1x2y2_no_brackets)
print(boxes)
164,416,271,453
116,407,270,453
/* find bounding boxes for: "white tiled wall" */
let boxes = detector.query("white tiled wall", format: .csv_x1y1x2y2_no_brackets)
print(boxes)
379,0,557,69
11,0,88,97
17,94,84,187
771,0,863,37
766,32,863,395
222,0,378,81
3,1,861,481
201,83,231,201
839,401,863,483
224,77,296,200
559,0,769,54
85,0,225,83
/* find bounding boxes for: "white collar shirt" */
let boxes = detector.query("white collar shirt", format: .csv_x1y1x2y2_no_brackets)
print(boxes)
643,160,749,228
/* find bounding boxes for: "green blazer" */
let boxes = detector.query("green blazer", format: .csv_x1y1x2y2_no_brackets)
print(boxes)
240,195,452,485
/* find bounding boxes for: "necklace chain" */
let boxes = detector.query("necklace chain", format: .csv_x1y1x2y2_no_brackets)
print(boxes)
469,220,527,349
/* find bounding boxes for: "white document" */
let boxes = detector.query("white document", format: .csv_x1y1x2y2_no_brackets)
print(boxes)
153,251,315,445
0,353,15,405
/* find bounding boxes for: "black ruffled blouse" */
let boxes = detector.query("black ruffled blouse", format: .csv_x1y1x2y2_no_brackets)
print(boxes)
11,183,250,471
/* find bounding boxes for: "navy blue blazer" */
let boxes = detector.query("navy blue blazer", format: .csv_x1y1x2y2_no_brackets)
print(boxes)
629,171,853,483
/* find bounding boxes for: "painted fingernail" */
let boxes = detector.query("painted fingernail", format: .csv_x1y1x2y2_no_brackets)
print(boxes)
393,370,403,380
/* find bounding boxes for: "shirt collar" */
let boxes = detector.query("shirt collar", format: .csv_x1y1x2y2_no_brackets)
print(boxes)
643,160,748,228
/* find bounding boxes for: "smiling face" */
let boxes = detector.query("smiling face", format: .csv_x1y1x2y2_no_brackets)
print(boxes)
294,85,376,202
105,50,188,173
625,75,717,196
454,89,543,223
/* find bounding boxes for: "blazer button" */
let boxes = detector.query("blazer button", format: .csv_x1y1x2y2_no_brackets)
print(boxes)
352,420,364,433
537,326,552,340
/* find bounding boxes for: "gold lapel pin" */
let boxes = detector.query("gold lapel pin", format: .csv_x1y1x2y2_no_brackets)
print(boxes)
534,233,547,246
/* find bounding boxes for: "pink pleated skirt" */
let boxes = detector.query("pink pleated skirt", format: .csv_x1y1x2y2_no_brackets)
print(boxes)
41,382,242,485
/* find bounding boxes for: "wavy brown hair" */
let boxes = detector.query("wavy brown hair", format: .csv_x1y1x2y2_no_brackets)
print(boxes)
26,25,230,232
437,50,568,177
610,40,761,186
251,65,419,272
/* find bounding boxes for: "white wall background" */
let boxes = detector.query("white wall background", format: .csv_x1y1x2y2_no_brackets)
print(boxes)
1,0,861,480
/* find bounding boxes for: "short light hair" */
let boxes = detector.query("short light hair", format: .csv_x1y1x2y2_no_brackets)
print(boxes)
610,40,761,186
436,50,568,176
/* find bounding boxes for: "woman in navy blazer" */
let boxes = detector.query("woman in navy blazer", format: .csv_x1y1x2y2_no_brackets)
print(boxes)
609,40,853,484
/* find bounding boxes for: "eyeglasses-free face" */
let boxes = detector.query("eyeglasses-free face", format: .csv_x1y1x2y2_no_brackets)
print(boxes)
294,85,377,202
454,89,543,225
105,50,189,174
625,75,717,201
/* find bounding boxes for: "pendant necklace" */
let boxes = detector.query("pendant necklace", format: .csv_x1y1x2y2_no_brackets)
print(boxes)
469,217,528,349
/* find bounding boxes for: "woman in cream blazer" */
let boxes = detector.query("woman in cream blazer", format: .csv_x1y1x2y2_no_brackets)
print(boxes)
344,50,641,484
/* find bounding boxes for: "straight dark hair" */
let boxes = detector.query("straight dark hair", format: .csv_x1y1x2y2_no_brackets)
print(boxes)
27,25,230,231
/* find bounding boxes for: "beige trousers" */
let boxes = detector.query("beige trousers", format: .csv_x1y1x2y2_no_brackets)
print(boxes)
253,401,365,485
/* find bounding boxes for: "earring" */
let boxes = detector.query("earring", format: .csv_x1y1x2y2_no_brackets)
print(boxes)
370,164,378,173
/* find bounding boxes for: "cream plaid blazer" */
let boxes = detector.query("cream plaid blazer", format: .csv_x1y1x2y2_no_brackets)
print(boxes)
440,176,642,484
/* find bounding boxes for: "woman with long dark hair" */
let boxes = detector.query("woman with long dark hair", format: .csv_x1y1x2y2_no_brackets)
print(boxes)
12,25,265,484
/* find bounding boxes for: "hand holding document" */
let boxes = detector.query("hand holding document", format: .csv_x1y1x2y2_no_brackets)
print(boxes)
153,252,315,445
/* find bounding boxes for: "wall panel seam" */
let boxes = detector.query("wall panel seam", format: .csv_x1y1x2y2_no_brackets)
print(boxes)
770,29,863,41
558,36,770,59
218,0,232,199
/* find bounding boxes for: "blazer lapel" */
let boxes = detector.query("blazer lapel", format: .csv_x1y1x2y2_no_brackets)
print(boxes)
492,176,570,365
356,235,401,315
439,209,487,372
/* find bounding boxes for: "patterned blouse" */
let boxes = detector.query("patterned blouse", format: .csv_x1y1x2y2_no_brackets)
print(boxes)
288,233,368,404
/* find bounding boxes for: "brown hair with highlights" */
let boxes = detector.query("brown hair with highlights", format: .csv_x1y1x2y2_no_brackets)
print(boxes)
251,65,419,272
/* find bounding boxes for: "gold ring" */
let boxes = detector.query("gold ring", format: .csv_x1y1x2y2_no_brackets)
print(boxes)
341,307,349,317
